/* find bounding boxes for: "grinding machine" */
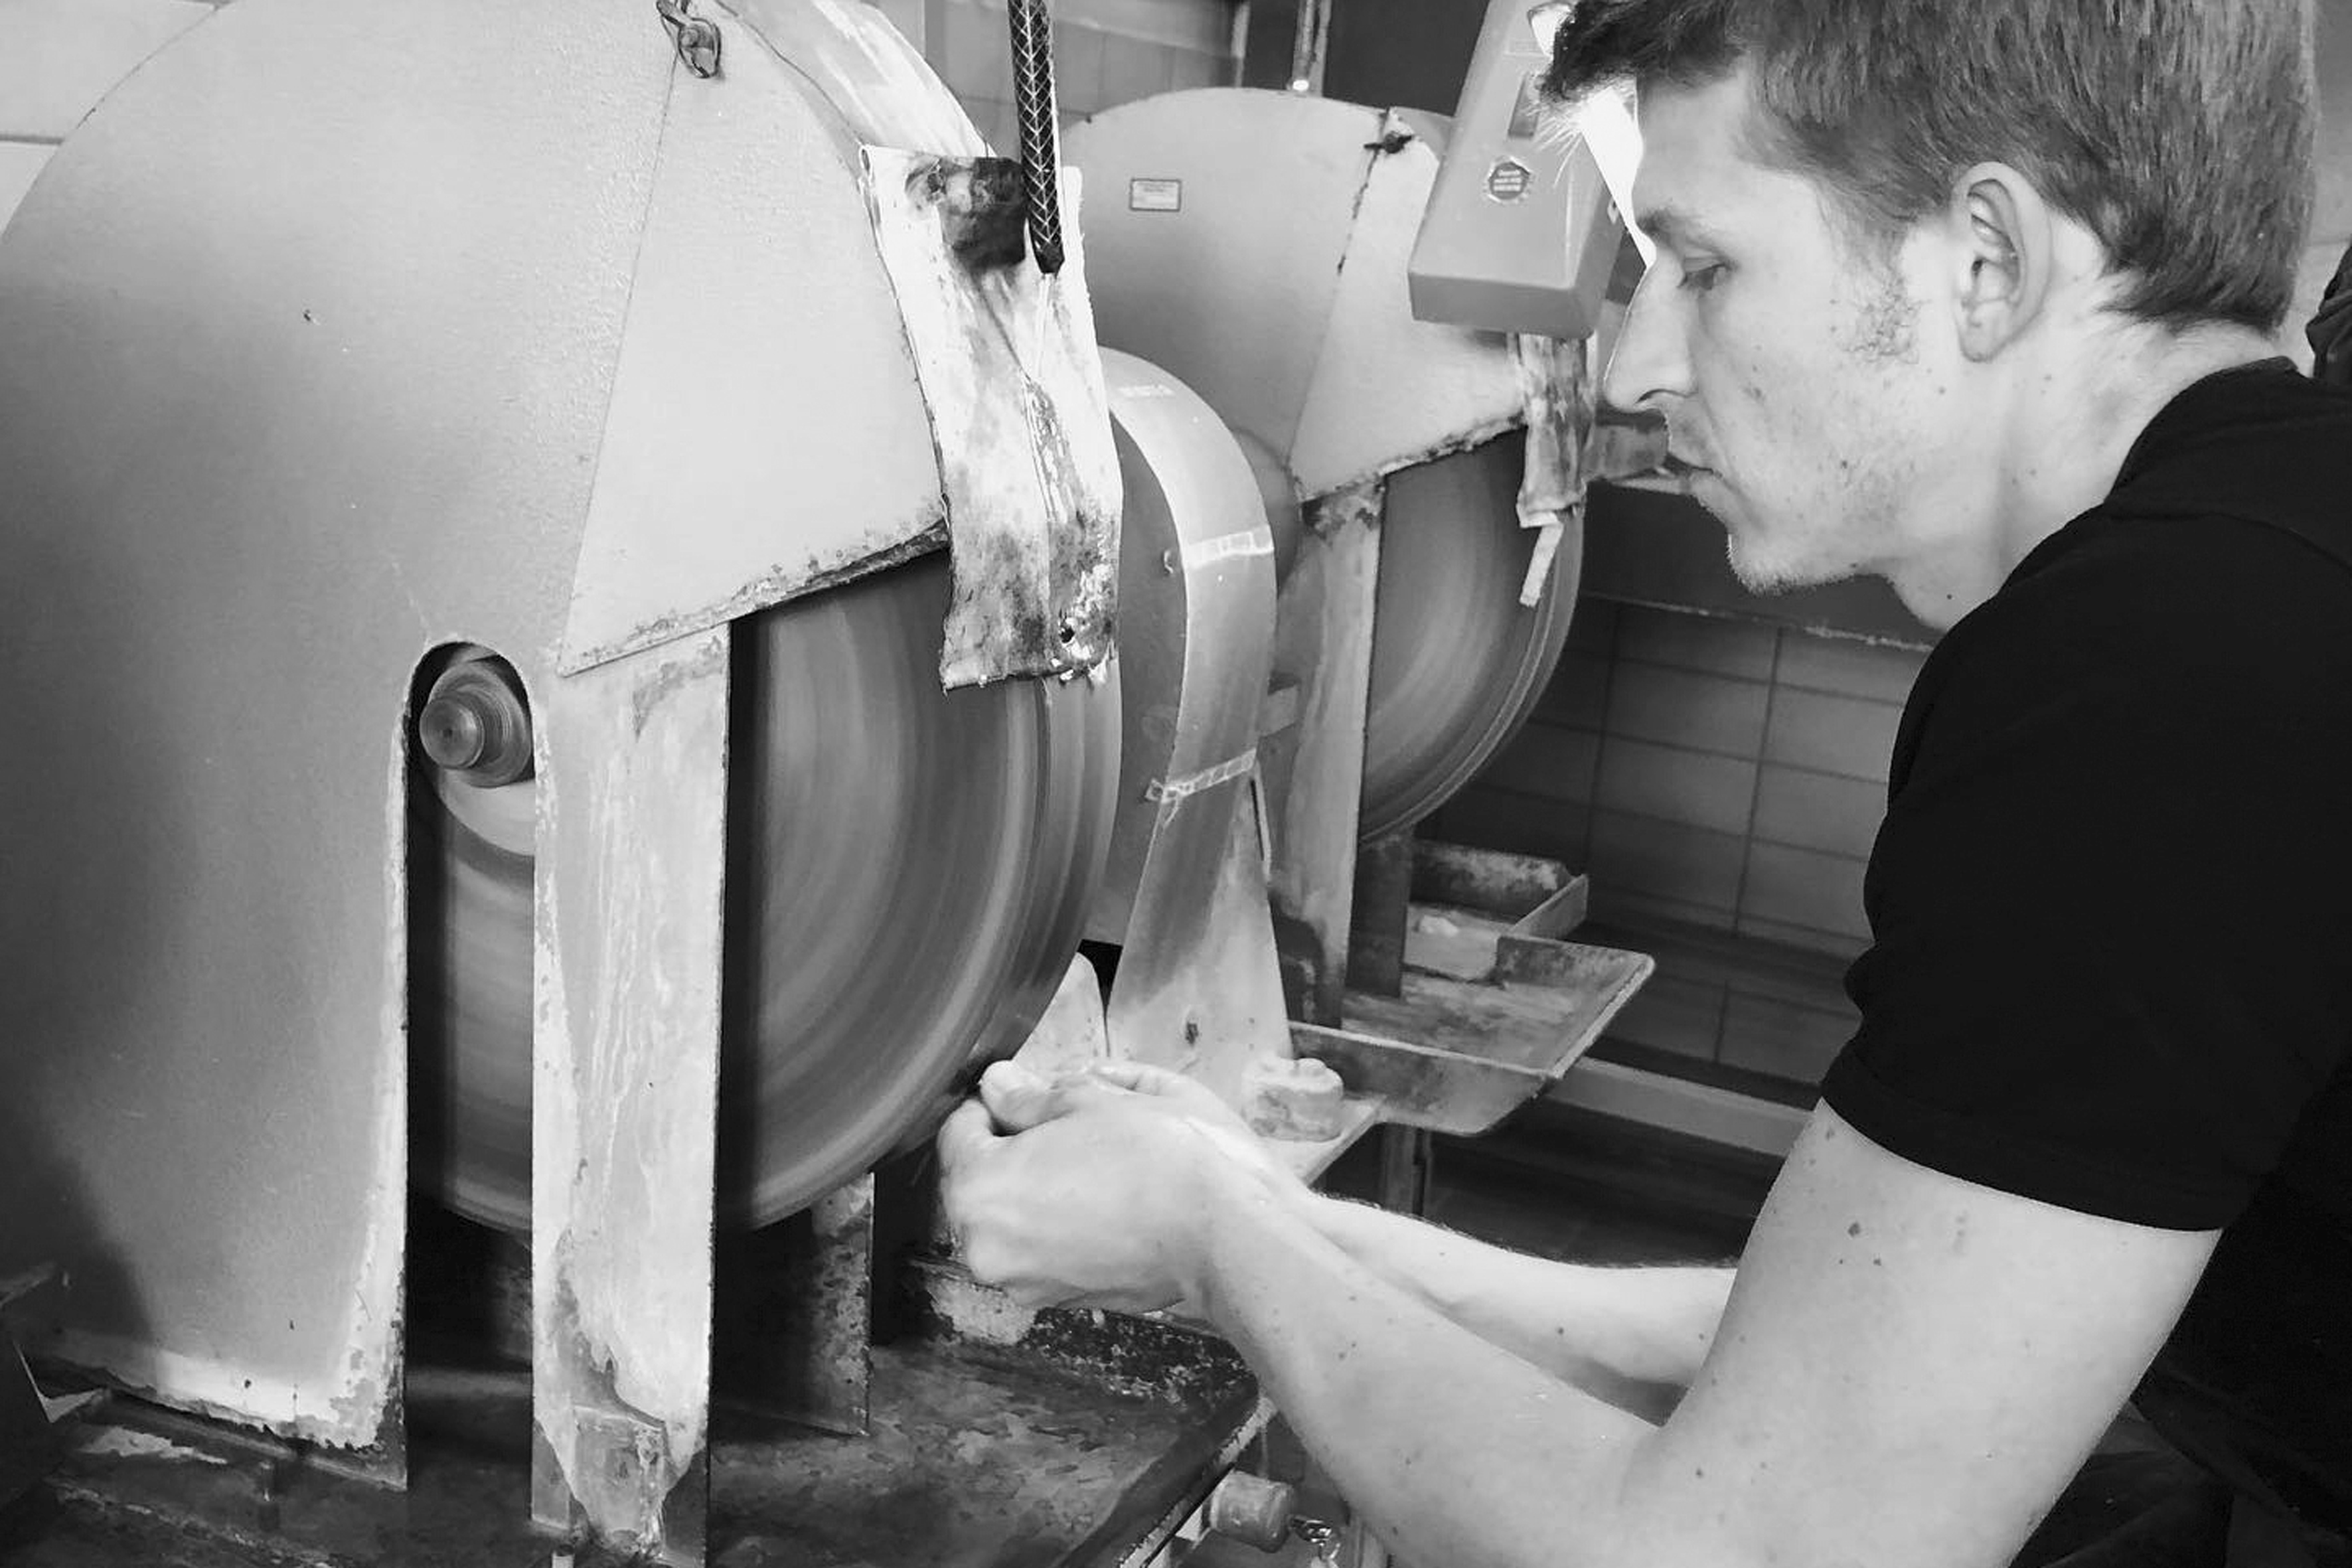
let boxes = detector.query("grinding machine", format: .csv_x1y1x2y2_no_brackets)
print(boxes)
0,0,1650,1561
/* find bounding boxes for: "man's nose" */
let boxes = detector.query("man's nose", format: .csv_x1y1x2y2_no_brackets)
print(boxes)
1598,263,1690,416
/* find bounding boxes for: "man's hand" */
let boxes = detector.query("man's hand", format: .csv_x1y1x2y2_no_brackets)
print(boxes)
979,1059,1300,1186
936,1061,1277,1314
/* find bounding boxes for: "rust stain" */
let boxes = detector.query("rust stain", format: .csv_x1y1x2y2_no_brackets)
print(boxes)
563,510,950,676
1300,410,1522,517
625,633,729,738
539,1265,703,1556
1305,478,1386,540
864,148,1121,690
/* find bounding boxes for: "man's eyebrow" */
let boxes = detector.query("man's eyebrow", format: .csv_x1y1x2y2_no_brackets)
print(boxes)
1634,204,1719,252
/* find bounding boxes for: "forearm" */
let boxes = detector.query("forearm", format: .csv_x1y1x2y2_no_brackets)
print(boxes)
1299,1190,1733,1395
1198,1185,1724,1568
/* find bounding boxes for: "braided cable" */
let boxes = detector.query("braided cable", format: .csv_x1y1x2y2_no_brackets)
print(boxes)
1007,0,1065,274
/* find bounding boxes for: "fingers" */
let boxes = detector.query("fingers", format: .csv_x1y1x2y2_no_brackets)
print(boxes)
979,1058,1130,1132
977,1059,1064,1131
935,1096,997,1177
1083,1059,1192,1096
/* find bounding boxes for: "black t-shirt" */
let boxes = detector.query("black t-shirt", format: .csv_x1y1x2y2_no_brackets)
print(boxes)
1820,360,2352,1531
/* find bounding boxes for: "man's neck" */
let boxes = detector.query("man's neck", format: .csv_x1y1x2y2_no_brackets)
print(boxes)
1885,321,2279,631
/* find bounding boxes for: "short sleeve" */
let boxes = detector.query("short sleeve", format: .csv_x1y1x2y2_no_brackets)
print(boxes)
1821,516,2352,1230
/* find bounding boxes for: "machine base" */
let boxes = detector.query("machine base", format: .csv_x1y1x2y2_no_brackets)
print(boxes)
11,1329,1261,1568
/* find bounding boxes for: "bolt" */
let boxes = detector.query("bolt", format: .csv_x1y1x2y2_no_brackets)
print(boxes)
420,657,532,786
1203,1470,1300,1551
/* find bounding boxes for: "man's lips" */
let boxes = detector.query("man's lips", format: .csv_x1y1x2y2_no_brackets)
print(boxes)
1661,451,1716,493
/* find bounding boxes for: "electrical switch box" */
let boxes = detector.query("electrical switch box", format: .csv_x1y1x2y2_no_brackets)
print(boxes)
1408,0,1626,337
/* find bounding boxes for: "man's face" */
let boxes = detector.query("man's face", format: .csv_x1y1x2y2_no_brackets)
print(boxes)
1603,70,1958,593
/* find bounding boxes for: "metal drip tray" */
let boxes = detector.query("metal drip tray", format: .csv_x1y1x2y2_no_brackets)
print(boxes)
1294,844,1654,1137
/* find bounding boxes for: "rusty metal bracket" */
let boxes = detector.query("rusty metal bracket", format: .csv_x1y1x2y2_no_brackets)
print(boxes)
1302,844,1655,1135
655,0,723,78
862,147,1121,688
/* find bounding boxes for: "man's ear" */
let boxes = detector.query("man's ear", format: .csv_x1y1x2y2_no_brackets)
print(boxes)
1948,162,2053,361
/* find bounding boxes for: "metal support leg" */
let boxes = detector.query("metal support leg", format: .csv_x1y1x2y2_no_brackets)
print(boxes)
1265,481,1383,1028
1375,1127,1433,1219
1345,828,1415,997
530,629,730,1566
714,1176,876,1437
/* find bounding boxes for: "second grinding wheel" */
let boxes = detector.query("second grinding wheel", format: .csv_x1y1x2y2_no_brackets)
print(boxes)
1357,430,1578,843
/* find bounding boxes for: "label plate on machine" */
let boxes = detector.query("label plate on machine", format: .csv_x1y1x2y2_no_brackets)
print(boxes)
1129,177,1184,212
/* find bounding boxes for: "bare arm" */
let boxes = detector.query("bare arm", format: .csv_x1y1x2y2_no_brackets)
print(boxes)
1188,1105,2218,1568
981,1059,1735,1398
1300,1193,1733,1407
947,1085,2219,1568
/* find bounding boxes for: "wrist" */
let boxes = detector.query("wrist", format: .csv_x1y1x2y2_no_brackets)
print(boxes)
1178,1142,1305,1325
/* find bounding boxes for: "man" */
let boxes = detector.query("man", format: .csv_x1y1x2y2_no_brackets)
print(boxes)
939,3,2352,1563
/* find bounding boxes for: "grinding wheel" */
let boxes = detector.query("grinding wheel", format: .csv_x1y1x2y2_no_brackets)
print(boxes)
1358,431,1578,843
413,555,1119,1232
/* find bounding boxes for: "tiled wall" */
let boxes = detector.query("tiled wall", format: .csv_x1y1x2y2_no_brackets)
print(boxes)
924,0,1238,151
1428,601,1927,1086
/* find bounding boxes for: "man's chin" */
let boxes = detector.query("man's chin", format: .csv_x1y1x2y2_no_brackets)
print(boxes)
1724,535,1849,597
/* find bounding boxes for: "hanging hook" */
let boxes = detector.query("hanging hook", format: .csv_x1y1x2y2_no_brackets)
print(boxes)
655,0,723,79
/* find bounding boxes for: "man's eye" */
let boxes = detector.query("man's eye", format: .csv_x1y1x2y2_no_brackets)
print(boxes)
1679,261,1728,294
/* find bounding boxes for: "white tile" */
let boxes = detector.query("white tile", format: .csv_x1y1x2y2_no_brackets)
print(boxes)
1739,843,1871,941
1616,603,1776,680
1589,885,1742,935
1762,687,1900,783
1751,765,1886,858
1774,631,1928,704
1588,809,1745,917
1606,663,1772,757
1427,786,1589,868
1596,739,1758,836
1565,596,1620,655
1736,915,1871,962
1479,724,1602,803
1532,649,1611,730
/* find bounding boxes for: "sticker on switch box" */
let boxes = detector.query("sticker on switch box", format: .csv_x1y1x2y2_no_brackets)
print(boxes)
1483,157,1533,203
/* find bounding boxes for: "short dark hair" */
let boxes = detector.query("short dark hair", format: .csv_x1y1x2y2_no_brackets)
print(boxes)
1543,0,2315,333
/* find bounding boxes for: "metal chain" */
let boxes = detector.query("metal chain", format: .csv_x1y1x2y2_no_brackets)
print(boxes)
1006,0,1066,274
